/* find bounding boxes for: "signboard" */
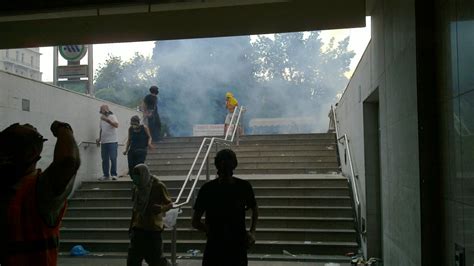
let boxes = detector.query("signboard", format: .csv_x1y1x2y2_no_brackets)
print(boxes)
193,124,226,137
59,45,87,61
58,80,89,93
57,65,88,79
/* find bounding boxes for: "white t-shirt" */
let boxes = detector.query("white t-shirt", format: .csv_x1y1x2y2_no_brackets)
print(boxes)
100,114,118,143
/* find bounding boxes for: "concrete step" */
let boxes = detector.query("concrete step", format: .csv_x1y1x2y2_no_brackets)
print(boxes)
148,162,339,171
80,177,349,190
57,252,351,263
147,156,338,165
73,186,349,198
66,204,353,218
60,228,357,242
159,133,336,143
59,239,357,256
147,144,337,154
155,139,336,148
68,196,352,208
61,216,354,229
146,150,338,159
152,168,340,175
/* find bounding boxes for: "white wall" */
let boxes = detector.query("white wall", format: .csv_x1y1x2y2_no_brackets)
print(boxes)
0,70,141,189
335,41,373,258
335,0,421,264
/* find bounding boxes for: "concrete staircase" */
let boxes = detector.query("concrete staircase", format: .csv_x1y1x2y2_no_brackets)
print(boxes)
60,133,358,260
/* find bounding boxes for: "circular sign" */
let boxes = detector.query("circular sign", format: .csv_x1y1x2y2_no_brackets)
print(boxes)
59,45,87,61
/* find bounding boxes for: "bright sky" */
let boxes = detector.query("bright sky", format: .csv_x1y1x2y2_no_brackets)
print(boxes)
40,17,371,82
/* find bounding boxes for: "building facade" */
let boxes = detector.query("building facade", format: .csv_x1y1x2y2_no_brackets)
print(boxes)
0,48,41,80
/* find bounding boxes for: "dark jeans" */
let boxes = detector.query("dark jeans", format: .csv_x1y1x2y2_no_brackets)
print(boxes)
101,142,118,177
127,228,168,266
203,237,248,266
148,113,161,141
127,149,147,176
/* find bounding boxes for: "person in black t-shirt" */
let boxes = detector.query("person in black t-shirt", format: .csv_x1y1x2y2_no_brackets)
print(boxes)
141,86,161,141
123,115,154,177
192,149,258,266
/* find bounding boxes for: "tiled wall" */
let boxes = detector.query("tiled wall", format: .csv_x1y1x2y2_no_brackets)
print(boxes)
336,0,423,263
437,0,474,264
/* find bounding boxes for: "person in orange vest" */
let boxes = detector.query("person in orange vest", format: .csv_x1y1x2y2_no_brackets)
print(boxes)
0,121,80,266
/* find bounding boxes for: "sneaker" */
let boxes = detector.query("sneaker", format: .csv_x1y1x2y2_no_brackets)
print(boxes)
111,176,118,181
98,176,110,181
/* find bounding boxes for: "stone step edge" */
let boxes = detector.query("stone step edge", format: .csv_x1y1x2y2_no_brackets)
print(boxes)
68,197,352,201
74,186,350,192
58,252,351,262
62,216,355,221
60,239,358,247
60,227,356,233
66,205,353,211
82,176,347,182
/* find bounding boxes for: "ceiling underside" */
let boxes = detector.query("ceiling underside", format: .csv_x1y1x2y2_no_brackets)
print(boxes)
0,0,366,49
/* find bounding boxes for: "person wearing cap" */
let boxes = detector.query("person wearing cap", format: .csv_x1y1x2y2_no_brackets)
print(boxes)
142,86,161,142
123,115,154,177
96,104,119,181
0,121,80,266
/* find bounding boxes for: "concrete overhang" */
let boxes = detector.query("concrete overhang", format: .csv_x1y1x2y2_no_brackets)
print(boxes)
0,0,366,49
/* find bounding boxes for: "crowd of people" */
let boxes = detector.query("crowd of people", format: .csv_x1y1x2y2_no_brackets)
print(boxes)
0,87,256,266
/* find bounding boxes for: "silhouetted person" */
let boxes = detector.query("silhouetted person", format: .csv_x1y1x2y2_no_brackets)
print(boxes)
142,86,161,141
96,104,119,180
127,164,173,266
0,121,80,266
123,115,154,177
192,149,258,266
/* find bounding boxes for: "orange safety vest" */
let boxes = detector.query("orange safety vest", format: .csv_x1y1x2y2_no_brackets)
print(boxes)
3,172,66,266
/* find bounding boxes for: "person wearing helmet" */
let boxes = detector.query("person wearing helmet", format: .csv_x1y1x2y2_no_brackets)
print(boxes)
0,121,80,266
192,149,258,266
123,115,154,177
224,92,239,137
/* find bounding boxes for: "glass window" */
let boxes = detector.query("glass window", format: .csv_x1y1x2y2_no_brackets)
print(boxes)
16,51,19,61
30,56,34,66
21,53,24,62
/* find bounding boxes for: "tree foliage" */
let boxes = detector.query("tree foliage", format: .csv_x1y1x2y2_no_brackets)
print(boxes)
94,53,157,108
93,32,355,136
249,33,355,119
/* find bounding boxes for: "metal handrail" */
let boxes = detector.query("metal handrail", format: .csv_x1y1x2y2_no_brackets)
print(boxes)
77,141,97,146
174,105,244,208
169,106,244,266
331,105,362,235
78,140,126,148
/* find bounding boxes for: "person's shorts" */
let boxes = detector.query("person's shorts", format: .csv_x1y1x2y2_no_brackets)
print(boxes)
225,112,234,124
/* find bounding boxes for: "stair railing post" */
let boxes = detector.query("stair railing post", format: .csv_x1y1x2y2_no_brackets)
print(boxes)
206,152,210,182
171,225,177,266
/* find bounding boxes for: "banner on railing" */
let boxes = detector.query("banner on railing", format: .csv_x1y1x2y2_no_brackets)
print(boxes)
193,124,235,136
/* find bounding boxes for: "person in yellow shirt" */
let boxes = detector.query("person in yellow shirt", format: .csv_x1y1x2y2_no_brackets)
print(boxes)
224,92,240,137
127,164,173,266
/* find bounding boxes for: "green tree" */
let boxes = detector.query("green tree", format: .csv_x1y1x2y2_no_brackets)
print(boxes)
152,36,257,136
250,32,355,126
93,32,355,135
94,53,158,108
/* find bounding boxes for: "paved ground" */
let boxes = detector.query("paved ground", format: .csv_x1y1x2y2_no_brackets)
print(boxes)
59,257,349,266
